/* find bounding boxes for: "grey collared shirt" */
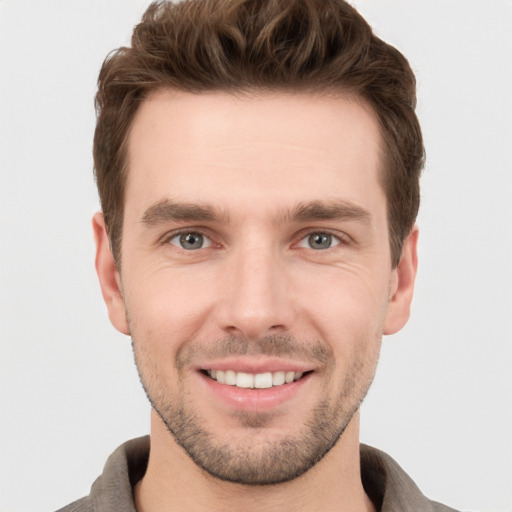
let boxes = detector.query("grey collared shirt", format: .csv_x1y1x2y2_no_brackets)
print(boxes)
56,436,460,512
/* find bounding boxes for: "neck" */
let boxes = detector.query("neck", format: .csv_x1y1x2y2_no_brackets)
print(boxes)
134,410,375,512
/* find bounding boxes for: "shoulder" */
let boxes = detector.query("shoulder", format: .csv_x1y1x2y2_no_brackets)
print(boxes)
54,496,91,512
53,436,150,512
360,444,462,512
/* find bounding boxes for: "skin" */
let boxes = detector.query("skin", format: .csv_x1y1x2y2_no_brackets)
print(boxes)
94,90,418,512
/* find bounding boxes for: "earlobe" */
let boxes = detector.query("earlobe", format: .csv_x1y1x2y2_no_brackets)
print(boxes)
383,227,419,335
92,212,130,335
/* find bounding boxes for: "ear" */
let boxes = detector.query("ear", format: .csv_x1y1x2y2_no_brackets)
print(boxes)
383,226,419,335
92,212,130,335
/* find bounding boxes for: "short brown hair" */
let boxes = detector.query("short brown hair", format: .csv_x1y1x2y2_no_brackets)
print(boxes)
94,0,424,266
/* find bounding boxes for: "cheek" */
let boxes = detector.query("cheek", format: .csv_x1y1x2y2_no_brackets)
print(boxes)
123,264,220,350
292,264,388,386
295,263,391,339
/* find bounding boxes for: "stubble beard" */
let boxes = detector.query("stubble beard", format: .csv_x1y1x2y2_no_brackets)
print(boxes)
132,334,380,486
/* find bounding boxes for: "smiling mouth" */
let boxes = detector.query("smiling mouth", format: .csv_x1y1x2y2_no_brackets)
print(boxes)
203,369,309,389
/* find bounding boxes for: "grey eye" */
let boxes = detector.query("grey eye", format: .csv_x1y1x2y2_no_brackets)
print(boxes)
297,232,341,250
170,232,211,250
309,233,332,249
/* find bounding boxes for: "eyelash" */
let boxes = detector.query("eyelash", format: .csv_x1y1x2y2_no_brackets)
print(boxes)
161,229,350,253
161,229,213,249
160,228,350,251
295,230,349,250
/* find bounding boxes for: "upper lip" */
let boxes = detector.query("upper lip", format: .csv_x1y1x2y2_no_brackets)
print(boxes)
197,357,316,374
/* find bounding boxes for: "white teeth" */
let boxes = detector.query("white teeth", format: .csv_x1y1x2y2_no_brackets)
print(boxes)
207,369,306,388
272,371,285,386
225,370,236,385
254,372,272,389
236,372,254,388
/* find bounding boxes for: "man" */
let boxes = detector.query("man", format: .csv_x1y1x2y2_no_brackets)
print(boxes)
59,0,456,510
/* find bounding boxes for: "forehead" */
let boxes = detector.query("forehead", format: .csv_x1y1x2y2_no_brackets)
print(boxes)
125,89,384,217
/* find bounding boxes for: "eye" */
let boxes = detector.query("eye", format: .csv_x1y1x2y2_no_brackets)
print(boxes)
297,232,341,250
168,232,212,250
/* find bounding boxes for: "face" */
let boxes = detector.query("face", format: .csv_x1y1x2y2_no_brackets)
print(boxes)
94,90,417,485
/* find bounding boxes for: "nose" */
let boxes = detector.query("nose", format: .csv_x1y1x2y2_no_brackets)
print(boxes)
215,244,296,340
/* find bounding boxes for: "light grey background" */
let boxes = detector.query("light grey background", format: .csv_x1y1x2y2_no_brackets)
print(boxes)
1,1,511,511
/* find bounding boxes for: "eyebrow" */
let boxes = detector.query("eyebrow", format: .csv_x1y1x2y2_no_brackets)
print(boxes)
140,199,229,226
285,200,372,225
140,198,371,227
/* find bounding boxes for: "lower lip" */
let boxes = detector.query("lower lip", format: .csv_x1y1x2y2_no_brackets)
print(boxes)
199,372,311,412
